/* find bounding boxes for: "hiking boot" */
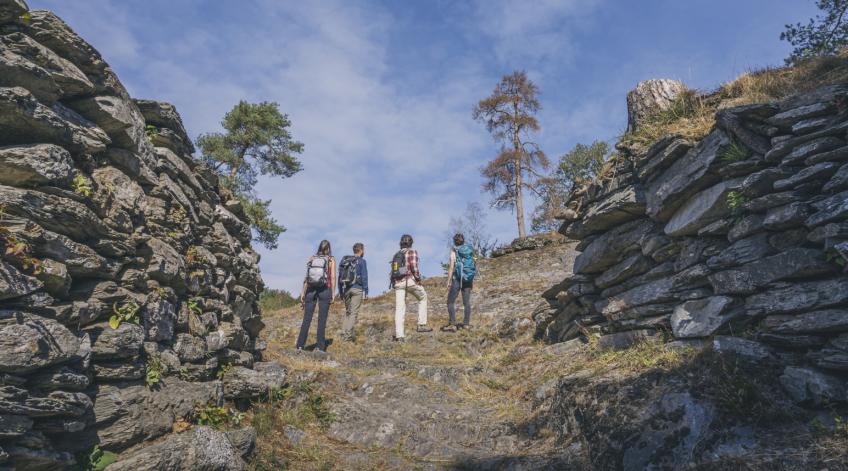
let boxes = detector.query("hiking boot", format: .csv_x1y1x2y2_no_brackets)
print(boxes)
417,325,433,333
393,336,406,343
440,324,458,332
460,324,474,331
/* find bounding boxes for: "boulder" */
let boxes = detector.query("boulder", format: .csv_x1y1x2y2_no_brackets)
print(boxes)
93,378,223,449
0,261,41,300
133,99,195,154
0,185,113,241
745,278,848,315
0,387,92,418
0,0,28,24
105,426,246,471
85,322,143,360
34,227,119,279
625,79,687,134
664,178,742,236
173,333,207,363
622,393,714,471
773,161,840,191
144,237,186,286
823,162,848,193
0,314,79,373
779,366,846,405
708,248,834,294
805,190,848,227
574,219,656,274
596,329,659,351
670,296,737,338
595,253,653,289
712,336,772,360
763,202,811,230
66,94,146,151
35,258,70,298
764,309,848,335
0,32,93,102
143,298,175,342
0,86,110,153
223,362,287,399
706,233,775,270
647,129,731,221
0,144,74,188
225,427,257,459
566,185,646,239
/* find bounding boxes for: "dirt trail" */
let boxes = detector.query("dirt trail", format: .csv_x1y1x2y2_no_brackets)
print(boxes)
252,240,581,470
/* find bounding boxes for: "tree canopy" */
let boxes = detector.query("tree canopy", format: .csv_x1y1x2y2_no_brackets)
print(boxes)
197,101,304,249
782,0,848,63
532,141,609,232
473,70,549,239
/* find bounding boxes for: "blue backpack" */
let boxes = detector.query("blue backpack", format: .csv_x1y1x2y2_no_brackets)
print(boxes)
453,245,476,283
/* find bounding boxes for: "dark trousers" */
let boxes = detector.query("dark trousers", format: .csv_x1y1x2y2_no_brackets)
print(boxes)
447,278,472,325
296,285,331,350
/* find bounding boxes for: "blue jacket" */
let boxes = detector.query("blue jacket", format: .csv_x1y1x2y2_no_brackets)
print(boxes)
339,256,368,297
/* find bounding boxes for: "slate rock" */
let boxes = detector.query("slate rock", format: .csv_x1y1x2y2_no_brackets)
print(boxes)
746,278,848,315
66,94,147,151
223,362,287,400
0,0,28,24
779,366,846,405
93,378,222,449
807,222,848,243
105,426,246,471
805,190,848,227
595,265,710,317
664,178,742,236
706,233,775,270
740,167,792,198
0,185,113,241
0,414,32,438
0,144,73,188
763,202,811,230
647,129,731,221
712,336,772,360
767,102,834,128
743,191,805,213
823,162,848,193
85,322,143,360
0,260,41,301
133,99,195,154
173,333,207,363
566,185,646,239
0,86,110,153
708,248,834,294
727,214,765,243
764,309,848,335
4,430,75,471
574,219,656,274
671,296,736,338
0,387,92,418
596,329,659,351
0,314,79,374
773,161,840,191
635,136,693,182
806,145,848,165
595,253,653,289
777,136,844,165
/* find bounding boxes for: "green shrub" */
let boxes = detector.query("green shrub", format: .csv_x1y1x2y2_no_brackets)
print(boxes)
720,140,752,164
146,355,164,388
109,301,140,329
72,174,93,197
85,445,118,471
258,288,299,312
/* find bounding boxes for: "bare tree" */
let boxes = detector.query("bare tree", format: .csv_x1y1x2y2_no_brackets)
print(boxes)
447,202,498,257
473,70,549,240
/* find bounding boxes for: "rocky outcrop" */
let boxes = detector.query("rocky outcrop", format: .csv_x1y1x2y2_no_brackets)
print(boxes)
0,3,281,469
540,79,848,467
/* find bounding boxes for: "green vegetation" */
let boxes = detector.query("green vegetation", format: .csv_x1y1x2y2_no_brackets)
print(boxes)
80,445,118,471
474,70,549,239
825,246,848,267
197,100,304,250
187,298,203,316
720,140,752,164
782,0,848,63
726,190,748,220
109,301,140,329
145,124,158,141
194,401,245,429
258,288,299,312
216,363,232,380
72,174,93,197
533,140,610,232
146,355,164,388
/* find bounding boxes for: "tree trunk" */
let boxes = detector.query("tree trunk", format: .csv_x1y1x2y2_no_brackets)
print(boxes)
512,104,526,239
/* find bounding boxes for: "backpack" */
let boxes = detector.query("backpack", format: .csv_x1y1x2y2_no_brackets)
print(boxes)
453,244,476,284
390,249,408,280
338,255,359,292
305,256,329,288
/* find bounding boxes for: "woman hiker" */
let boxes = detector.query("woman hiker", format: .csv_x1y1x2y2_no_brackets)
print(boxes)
442,233,476,332
296,240,336,352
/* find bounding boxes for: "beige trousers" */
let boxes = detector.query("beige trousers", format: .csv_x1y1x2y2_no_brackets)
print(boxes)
393,278,427,338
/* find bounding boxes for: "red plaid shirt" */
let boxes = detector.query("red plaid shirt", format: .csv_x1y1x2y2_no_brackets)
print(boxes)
404,249,421,282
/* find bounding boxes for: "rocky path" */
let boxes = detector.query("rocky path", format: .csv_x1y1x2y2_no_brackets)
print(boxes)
252,239,580,470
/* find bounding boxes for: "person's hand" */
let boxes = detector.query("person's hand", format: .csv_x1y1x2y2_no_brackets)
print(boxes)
330,296,336,305
299,295,304,306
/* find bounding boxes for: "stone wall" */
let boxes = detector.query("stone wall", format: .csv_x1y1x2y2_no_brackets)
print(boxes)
0,3,283,469
539,80,848,403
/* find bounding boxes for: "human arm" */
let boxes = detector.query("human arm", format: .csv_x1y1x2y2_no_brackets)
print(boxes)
446,250,456,288
329,257,336,303
299,280,307,305
360,259,369,299
410,250,421,282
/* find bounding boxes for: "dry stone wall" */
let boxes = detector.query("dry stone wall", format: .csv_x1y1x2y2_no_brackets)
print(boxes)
0,3,284,469
540,80,848,405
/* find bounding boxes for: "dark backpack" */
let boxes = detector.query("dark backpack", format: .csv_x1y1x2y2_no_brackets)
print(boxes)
338,255,359,292
390,249,408,280
305,256,329,288
454,244,476,283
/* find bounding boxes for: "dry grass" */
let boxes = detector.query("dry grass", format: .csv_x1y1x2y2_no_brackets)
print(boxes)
620,52,848,154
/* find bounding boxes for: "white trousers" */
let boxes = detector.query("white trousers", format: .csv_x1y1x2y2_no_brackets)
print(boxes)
393,278,427,338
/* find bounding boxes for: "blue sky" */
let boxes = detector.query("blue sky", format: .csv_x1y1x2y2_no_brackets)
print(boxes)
34,0,818,294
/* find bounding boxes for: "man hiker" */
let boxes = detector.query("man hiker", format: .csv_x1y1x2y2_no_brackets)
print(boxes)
442,233,476,332
390,234,432,341
338,242,369,342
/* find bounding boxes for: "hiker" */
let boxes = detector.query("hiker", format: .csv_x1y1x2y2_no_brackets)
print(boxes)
338,242,369,342
296,240,336,352
442,233,476,332
390,234,432,341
